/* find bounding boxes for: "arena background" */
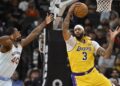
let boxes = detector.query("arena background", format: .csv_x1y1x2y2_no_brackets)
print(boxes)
0,0,120,86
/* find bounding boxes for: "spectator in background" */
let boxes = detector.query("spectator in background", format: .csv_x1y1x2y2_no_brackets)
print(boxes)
11,71,24,86
109,69,120,86
25,2,39,18
24,68,42,86
84,18,93,34
86,3,100,28
109,11,120,29
100,12,110,23
88,31,97,40
94,29,107,46
114,54,120,72
98,43,116,73
18,0,29,12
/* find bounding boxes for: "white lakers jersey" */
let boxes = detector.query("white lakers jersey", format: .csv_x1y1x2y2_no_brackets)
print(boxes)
0,44,22,78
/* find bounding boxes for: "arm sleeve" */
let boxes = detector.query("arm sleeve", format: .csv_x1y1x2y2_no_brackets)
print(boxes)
65,35,76,51
92,41,101,54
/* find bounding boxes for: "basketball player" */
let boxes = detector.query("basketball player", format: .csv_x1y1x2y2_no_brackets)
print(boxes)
0,14,53,86
62,3,120,86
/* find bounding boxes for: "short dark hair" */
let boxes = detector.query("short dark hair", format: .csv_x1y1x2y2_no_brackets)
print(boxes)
5,27,16,35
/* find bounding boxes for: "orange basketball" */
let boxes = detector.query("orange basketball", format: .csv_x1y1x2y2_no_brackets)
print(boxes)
74,2,88,18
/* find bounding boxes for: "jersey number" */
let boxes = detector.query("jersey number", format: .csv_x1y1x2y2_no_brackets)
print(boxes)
82,52,87,60
11,57,20,64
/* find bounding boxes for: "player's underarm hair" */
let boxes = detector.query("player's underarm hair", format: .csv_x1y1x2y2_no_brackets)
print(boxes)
97,47,105,56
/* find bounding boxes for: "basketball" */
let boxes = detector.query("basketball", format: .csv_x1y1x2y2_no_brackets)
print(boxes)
74,2,88,18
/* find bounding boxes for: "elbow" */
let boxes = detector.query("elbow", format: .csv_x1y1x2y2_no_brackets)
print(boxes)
103,53,111,59
103,55,110,59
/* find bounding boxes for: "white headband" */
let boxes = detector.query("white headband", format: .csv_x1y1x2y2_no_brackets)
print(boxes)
74,25,84,31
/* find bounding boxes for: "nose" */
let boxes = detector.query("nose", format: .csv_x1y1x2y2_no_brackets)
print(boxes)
76,29,81,33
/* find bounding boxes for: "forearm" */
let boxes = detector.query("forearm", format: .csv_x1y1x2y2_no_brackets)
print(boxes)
21,20,47,47
104,41,114,58
63,13,71,31
32,20,46,35
62,12,72,40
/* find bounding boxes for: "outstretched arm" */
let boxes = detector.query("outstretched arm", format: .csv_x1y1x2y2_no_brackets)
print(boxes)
62,3,76,41
21,14,53,47
97,26,120,59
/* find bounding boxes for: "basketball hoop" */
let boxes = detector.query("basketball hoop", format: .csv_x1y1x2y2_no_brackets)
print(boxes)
96,0,113,12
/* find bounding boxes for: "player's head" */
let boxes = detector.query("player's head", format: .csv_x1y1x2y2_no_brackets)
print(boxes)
6,27,21,42
74,24,85,40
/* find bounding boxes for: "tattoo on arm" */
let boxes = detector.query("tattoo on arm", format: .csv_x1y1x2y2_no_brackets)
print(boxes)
63,14,71,30
97,47,105,56
62,13,72,40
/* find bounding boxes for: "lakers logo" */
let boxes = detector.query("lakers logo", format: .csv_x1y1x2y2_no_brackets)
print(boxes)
77,46,91,51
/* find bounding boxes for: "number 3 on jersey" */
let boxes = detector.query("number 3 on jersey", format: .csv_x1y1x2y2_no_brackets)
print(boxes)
82,52,87,60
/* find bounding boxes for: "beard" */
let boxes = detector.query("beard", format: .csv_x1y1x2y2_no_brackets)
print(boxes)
75,33,84,40
16,37,22,42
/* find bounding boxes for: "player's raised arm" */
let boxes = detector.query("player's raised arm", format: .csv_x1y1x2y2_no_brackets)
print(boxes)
21,14,53,47
97,26,120,59
62,4,76,41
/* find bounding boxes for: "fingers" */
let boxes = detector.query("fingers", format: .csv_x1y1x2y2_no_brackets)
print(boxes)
49,14,54,21
47,13,49,16
69,3,77,10
46,13,54,19
45,13,54,24
109,29,112,33
115,25,120,31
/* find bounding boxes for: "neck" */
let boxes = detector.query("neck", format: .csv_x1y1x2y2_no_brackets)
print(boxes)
76,36,86,43
13,41,19,48
78,39,85,43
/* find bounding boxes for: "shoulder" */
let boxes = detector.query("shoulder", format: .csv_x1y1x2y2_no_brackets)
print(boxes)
65,35,76,43
65,35,77,46
91,40,101,52
91,40,99,45
65,35,77,52
0,40,12,53
20,39,26,47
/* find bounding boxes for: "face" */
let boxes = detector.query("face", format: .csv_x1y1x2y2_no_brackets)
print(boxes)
111,70,119,78
12,28,21,42
11,71,19,80
115,58,120,65
74,28,84,40
30,71,40,81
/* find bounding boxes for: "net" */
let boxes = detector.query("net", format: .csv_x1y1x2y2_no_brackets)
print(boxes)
96,0,113,12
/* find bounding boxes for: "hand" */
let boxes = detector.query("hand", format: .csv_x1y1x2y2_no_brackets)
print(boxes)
68,2,80,15
109,26,120,42
45,13,54,24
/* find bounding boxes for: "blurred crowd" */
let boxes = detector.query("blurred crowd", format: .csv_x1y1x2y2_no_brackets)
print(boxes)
0,0,120,86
